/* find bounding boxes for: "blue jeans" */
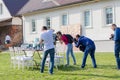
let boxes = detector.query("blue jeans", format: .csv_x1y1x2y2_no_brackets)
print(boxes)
114,42,120,69
82,45,97,68
66,43,76,65
40,48,55,74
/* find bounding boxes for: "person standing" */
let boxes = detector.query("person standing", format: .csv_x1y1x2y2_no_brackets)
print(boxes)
74,34,97,68
40,26,55,74
5,33,11,44
56,31,76,66
111,24,120,70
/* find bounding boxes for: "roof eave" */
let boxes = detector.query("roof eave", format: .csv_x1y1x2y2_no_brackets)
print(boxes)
18,0,100,15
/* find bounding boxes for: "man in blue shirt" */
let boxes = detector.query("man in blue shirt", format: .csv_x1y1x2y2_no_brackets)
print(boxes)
111,24,120,70
74,34,97,68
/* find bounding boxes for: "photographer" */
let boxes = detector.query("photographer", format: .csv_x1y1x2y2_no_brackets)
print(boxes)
74,34,97,68
111,24,120,70
56,31,76,66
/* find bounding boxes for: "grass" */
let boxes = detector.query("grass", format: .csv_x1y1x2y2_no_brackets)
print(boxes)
0,51,120,80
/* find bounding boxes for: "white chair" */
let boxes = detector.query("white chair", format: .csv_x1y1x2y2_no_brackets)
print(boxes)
20,50,34,70
13,47,34,70
9,47,17,68
44,43,65,69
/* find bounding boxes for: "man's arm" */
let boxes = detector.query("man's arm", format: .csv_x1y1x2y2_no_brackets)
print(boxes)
39,39,44,44
75,39,81,48
114,29,119,41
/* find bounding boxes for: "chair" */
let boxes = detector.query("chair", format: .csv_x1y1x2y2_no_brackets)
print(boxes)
54,43,65,67
44,43,65,69
13,47,34,70
9,47,17,68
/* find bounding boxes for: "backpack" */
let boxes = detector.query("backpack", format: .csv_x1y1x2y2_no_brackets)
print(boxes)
65,34,73,43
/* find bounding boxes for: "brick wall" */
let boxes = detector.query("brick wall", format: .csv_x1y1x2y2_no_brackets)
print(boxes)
0,25,22,48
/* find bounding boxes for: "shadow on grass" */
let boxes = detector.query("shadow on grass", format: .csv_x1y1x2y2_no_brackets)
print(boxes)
56,65,82,71
56,72,120,79
97,64,116,69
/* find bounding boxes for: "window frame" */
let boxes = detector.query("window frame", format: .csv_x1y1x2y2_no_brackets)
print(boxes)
46,17,51,29
105,7,113,25
31,19,37,33
83,10,92,28
103,6,115,26
61,14,68,26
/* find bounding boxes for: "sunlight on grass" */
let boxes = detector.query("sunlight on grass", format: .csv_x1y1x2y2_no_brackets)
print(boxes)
0,52,120,80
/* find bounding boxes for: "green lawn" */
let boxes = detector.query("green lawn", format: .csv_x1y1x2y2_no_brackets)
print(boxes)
0,52,120,80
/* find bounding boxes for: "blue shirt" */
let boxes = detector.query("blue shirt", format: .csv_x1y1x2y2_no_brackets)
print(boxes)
75,36,95,48
114,27,120,42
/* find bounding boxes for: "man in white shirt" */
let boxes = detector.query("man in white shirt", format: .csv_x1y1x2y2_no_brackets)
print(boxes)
5,34,11,44
40,26,55,74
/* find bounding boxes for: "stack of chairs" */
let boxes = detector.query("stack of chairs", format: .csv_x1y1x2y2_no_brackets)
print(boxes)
9,47,34,70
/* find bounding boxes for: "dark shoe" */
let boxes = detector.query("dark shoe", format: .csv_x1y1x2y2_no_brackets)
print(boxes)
65,64,69,67
117,68,120,70
40,70,43,73
81,66,85,68
49,72,53,75
73,63,76,65
94,65,97,68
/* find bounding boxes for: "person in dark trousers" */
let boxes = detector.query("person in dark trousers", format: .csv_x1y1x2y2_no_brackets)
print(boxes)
56,31,76,66
111,24,120,70
74,34,97,68
40,26,55,74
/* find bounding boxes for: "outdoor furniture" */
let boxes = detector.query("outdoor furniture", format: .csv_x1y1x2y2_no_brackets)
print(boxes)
45,43,65,69
9,47,17,68
13,47,34,70
22,49,43,69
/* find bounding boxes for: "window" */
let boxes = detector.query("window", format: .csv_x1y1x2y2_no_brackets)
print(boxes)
62,14,68,26
84,10,91,27
46,17,51,29
31,19,36,33
0,4,2,15
105,7,113,25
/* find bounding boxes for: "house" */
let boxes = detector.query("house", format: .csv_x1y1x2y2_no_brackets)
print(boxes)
0,0,28,48
16,0,120,52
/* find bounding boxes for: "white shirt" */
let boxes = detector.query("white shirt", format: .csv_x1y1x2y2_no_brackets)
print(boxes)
40,30,54,51
5,35,11,41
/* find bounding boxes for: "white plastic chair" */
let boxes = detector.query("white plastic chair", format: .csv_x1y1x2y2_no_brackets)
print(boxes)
9,47,17,68
44,43,65,69
13,47,34,70
54,43,65,67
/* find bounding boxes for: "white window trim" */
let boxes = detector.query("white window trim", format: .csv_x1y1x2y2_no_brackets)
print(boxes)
61,13,69,26
31,19,37,34
45,16,52,29
103,6,115,27
83,10,92,28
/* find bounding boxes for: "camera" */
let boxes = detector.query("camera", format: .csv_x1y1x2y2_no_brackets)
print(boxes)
53,34,58,45
109,34,114,40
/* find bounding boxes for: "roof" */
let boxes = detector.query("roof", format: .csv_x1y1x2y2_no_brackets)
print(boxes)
17,0,93,15
3,0,28,16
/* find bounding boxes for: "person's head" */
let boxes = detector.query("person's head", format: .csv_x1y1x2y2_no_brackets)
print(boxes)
75,34,80,41
42,26,48,31
111,24,117,31
56,31,62,37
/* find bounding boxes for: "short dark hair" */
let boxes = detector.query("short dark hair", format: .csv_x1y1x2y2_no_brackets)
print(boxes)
56,31,62,35
112,24,117,27
42,26,47,30
76,34,80,38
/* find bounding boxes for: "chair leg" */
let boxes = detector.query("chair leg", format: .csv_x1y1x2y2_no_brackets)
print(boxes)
22,61,25,71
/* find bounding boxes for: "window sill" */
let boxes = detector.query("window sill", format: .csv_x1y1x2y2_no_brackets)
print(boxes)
30,32,37,34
